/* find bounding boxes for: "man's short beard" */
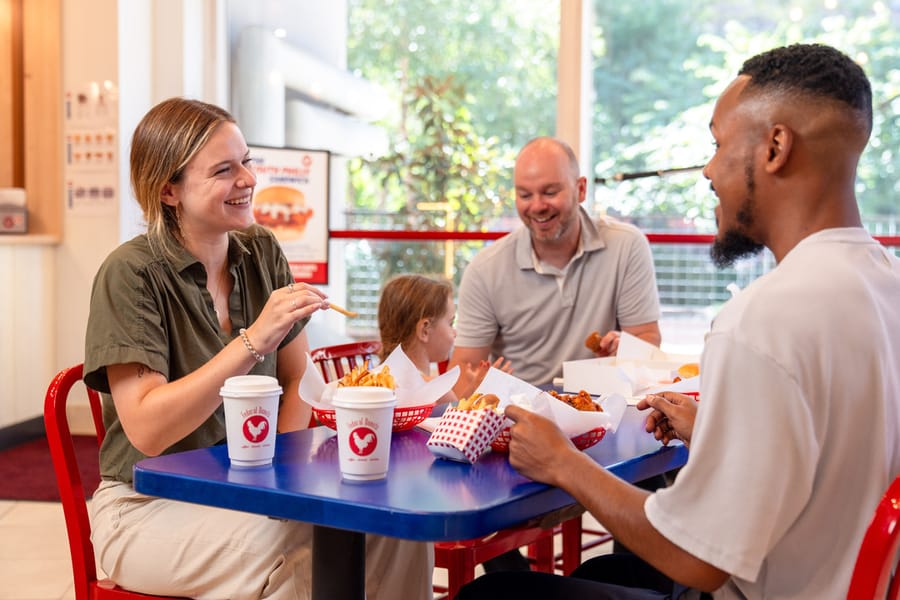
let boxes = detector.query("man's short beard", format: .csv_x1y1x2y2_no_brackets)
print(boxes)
530,224,563,243
710,230,764,268
710,162,765,268
528,210,574,243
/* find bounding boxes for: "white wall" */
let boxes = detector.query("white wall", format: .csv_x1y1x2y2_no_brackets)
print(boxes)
0,242,56,428
57,0,122,377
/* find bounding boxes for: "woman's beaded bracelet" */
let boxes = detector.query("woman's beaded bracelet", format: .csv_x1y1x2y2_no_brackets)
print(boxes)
239,328,265,363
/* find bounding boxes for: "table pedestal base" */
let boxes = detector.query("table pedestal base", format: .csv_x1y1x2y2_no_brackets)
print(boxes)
312,525,365,600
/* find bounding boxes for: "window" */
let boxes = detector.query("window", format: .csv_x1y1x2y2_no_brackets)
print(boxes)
341,0,561,337
346,0,559,234
589,0,900,322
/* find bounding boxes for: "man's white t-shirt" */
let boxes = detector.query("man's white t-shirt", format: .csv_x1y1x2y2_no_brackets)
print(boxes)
645,228,900,599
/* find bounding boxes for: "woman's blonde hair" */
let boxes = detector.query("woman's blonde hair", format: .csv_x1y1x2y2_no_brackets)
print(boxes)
130,97,236,258
377,274,454,361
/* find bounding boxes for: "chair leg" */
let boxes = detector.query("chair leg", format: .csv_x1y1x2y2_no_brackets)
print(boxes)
560,516,583,575
527,535,555,573
445,549,476,600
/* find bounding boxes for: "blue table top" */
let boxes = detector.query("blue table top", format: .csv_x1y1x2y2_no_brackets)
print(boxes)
133,406,687,542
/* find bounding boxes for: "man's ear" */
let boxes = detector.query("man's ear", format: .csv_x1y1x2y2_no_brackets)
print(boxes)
576,176,588,204
765,124,793,174
160,182,178,208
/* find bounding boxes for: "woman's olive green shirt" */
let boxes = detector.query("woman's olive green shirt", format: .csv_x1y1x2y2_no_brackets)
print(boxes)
84,225,304,483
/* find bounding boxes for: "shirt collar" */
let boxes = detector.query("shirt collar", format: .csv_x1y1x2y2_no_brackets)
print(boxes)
166,230,249,275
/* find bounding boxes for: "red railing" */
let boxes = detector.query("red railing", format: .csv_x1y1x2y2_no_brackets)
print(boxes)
330,230,900,246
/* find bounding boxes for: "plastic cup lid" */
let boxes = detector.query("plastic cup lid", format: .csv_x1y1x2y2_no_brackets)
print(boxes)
220,375,282,397
332,386,397,408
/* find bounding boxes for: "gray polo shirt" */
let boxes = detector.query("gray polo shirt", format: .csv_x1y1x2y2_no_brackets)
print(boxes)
455,207,660,386
84,224,304,483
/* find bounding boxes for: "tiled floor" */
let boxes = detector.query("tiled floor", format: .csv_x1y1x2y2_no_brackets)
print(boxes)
0,501,75,600
0,498,611,600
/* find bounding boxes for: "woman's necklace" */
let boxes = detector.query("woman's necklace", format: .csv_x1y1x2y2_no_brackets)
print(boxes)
209,268,228,319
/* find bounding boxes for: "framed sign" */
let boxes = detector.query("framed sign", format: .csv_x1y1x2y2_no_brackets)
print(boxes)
249,145,330,284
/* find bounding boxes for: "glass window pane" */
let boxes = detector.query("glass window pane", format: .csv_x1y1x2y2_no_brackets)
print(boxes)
590,0,900,321
590,0,899,230
346,0,559,232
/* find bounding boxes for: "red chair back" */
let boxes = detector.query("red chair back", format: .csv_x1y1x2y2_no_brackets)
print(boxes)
44,364,180,600
309,340,382,382
846,474,900,600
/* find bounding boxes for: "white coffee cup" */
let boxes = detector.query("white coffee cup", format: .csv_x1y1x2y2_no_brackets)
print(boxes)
220,375,282,467
332,386,397,481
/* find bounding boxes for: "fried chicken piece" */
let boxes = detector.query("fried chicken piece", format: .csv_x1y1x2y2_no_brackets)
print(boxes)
584,331,604,353
549,389,602,412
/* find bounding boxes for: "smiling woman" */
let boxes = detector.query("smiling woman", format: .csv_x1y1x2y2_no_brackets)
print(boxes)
76,97,435,599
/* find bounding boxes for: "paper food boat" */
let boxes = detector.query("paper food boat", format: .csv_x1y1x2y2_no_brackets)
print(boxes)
562,332,700,401
299,345,459,431
490,389,626,452
426,368,625,463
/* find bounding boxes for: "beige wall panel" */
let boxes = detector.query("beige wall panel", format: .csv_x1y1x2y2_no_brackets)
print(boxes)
0,245,55,427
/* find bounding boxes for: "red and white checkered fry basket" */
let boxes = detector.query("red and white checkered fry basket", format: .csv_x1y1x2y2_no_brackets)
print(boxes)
426,408,506,464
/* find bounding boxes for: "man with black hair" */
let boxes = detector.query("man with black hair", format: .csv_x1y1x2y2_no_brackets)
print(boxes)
457,43,900,600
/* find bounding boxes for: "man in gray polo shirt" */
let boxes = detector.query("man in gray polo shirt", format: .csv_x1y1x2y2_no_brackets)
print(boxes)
449,136,661,388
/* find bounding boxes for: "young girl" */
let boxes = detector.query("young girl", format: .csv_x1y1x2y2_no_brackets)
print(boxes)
377,274,506,409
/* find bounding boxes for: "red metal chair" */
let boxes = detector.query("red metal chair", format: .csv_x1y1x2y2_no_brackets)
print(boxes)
44,363,182,600
846,474,900,600
309,340,383,381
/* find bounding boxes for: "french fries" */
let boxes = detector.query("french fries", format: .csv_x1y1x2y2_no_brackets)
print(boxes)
457,392,501,411
328,302,359,318
337,362,396,389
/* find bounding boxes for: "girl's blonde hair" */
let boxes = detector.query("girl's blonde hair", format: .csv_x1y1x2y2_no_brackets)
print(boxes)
377,274,454,361
130,97,236,258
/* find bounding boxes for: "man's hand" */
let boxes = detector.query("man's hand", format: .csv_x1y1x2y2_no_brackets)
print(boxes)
636,392,698,448
504,404,585,487
586,321,660,357
586,330,621,357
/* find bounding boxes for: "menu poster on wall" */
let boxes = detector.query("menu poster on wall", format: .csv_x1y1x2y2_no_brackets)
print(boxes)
249,145,330,284
64,81,119,215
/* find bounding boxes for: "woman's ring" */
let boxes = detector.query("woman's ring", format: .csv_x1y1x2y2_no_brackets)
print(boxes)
288,282,295,293
290,299,297,309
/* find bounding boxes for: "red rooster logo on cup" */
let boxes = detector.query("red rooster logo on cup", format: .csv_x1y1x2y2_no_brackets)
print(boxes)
243,415,269,443
348,427,377,456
